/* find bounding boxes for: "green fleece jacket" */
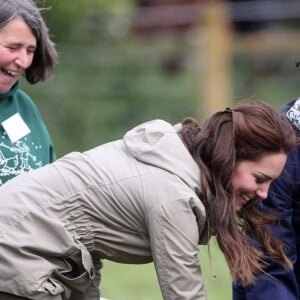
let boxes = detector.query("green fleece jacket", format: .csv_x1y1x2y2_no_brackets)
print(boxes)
0,81,55,185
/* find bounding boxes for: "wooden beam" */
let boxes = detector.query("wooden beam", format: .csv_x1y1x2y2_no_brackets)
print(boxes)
199,0,233,118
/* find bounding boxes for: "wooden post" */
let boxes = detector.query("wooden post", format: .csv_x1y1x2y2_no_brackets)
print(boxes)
199,0,233,118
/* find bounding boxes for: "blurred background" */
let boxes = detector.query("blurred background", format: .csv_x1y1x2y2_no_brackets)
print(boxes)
28,0,300,299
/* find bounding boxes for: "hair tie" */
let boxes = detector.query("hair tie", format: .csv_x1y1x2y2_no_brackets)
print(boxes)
223,107,232,115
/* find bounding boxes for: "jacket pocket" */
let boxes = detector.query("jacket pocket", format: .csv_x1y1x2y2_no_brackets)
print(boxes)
42,244,95,298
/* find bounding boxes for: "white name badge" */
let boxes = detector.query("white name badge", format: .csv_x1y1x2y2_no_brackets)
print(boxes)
1,113,31,143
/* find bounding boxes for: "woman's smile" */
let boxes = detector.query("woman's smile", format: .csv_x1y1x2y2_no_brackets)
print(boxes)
231,152,287,211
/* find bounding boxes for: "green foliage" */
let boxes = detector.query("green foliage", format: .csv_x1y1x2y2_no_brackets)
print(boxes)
35,0,133,42
22,17,198,157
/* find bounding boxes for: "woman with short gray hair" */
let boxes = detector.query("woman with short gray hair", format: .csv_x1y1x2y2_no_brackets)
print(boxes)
0,0,57,83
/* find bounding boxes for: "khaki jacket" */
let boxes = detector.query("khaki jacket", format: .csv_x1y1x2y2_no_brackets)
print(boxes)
0,120,209,300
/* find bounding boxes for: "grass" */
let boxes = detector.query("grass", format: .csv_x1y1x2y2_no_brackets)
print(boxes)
100,238,231,300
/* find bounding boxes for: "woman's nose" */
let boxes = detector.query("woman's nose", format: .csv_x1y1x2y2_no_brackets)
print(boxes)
14,50,32,69
256,184,270,200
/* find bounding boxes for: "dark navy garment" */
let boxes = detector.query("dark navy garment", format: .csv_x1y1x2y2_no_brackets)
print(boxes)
233,99,300,300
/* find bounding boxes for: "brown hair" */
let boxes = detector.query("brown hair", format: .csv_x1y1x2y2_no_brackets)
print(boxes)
179,101,297,286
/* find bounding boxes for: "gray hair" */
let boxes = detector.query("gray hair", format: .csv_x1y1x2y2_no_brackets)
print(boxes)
0,0,58,83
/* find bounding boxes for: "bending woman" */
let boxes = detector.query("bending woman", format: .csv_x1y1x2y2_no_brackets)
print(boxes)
0,101,296,300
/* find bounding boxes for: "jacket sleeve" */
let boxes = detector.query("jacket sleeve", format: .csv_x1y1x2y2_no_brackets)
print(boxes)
148,197,207,300
232,150,300,300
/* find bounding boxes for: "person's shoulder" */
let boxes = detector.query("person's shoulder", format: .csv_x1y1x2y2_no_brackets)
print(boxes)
16,89,33,101
15,89,39,108
280,98,299,115
13,89,44,122
281,97,300,137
